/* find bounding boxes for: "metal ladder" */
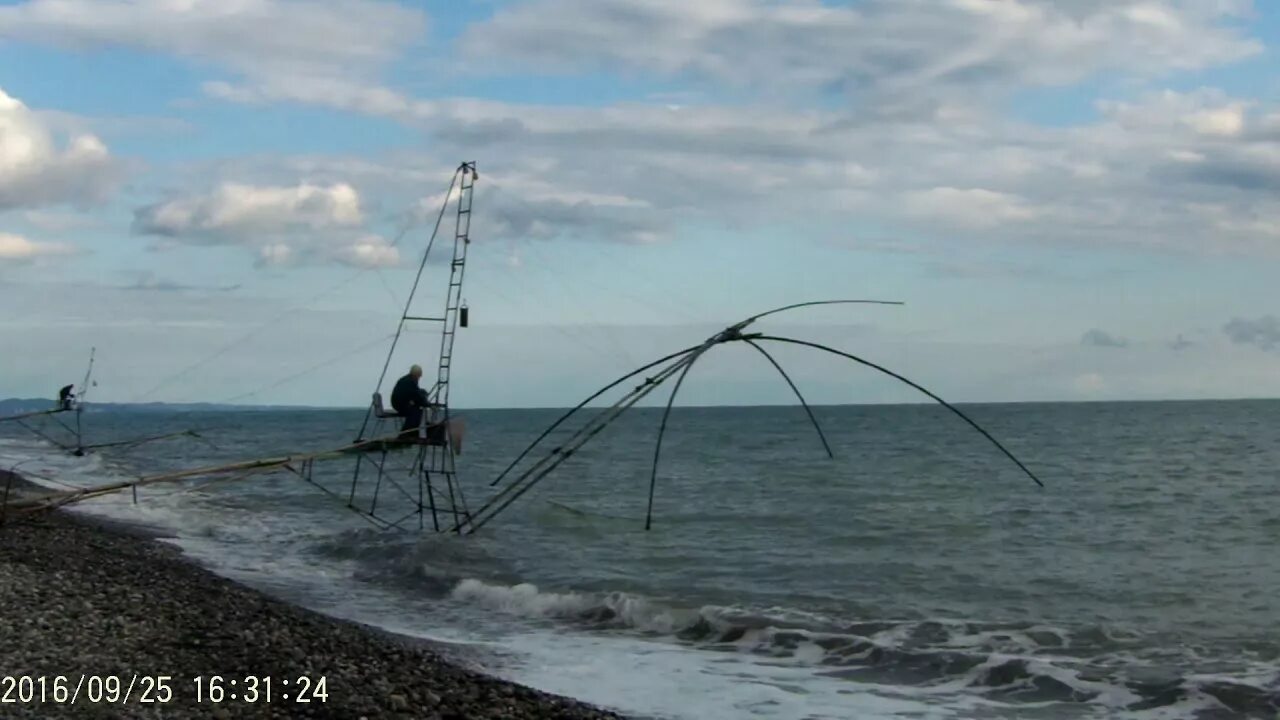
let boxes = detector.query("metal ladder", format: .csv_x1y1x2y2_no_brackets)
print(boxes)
419,161,476,532
431,161,475,409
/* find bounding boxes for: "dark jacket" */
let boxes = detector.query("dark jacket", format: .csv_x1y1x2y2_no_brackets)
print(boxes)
390,373,428,414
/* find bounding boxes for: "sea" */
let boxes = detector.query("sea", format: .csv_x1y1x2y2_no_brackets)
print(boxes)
2,400,1277,719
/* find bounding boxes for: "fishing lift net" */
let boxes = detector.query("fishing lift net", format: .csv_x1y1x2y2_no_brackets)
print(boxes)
3,163,1048,534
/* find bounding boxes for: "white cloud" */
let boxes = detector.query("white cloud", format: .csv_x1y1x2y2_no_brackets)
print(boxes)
21,0,1266,258
0,232,76,262
1073,372,1106,395
134,182,363,237
335,234,400,269
130,181,389,268
191,83,1280,258
0,0,425,87
21,209,106,232
258,243,293,267
1187,104,1248,136
0,87,118,209
904,187,1040,228
460,0,1259,101
176,80,1280,257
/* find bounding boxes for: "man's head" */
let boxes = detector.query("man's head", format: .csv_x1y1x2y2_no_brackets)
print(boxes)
410,364,423,379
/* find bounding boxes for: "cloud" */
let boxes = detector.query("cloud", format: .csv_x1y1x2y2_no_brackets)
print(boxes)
1073,372,1106,395
32,107,195,141
395,167,665,245
481,187,665,245
258,243,293,267
121,272,240,293
0,232,76,263
1081,328,1129,348
134,182,363,237
131,181,400,268
0,0,425,89
1223,315,1280,351
21,209,107,233
39,0,1272,257
188,82,1280,257
0,87,118,210
460,0,1259,101
335,234,400,269
904,187,1040,228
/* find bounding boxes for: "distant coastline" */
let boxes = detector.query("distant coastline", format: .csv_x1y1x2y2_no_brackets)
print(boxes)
0,398,344,415
3,396,1277,416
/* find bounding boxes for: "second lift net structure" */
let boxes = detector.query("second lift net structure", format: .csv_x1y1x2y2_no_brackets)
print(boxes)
339,161,477,533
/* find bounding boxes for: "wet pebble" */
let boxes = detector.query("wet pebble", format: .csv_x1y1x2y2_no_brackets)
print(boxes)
0,506,626,720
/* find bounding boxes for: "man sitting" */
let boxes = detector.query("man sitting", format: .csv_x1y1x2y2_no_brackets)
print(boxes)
58,384,75,411
390,365,432,438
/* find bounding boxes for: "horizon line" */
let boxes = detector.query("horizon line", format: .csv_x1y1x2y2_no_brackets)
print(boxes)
4,395,1279,412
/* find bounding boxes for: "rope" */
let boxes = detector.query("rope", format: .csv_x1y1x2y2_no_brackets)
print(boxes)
13,419,73,452
133,184,443,405
217,332,396,405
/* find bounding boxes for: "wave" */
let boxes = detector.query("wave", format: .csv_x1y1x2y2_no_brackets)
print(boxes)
446,578,1280,717
9,433,1277,718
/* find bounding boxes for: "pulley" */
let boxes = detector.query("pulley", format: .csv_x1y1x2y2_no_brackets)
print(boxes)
460,302,469,328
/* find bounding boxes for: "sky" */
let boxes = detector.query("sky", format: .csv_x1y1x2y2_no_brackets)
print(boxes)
1,0,1278,409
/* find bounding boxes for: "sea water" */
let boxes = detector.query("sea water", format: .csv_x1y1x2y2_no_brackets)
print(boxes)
2,401,1278,719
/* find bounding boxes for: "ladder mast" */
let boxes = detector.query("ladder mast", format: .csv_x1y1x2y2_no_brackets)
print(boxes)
432,161,476,412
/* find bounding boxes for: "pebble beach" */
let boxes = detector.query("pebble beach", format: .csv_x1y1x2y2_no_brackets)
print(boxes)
0,471,626,720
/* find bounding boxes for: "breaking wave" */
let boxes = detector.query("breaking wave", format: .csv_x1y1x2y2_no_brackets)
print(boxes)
446,578,1280,718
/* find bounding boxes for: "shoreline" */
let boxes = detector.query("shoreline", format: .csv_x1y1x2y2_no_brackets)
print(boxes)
0,473,627,719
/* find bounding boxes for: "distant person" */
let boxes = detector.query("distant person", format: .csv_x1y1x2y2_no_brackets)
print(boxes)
58,384,75,411
390,365,432,437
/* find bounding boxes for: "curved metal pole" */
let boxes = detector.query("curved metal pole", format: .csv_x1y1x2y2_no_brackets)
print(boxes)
742,339,833,459
464,353,693,534
645,353,702,531
488,343,704,487
743,299,903,326
752,336,1044,488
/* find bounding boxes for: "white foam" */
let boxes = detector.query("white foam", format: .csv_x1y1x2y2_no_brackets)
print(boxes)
492,630,954,720
453,579,598,617
450,578,708,635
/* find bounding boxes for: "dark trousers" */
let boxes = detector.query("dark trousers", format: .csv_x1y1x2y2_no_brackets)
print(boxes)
397,405,423,436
